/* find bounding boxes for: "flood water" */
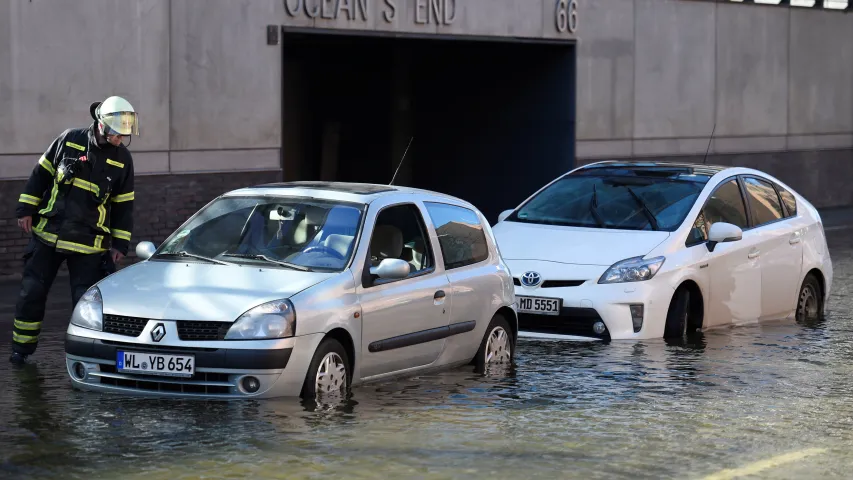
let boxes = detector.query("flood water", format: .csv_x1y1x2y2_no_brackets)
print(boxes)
2,230,853,479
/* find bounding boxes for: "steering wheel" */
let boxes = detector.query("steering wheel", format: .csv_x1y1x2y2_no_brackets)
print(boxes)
300,245,346,261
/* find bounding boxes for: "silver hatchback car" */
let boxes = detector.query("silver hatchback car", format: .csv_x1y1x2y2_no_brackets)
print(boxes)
65,182,518,400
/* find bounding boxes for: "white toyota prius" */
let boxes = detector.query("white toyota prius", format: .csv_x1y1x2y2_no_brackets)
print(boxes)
492,161,833,341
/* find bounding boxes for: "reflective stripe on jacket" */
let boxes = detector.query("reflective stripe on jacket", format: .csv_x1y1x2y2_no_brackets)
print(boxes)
16,122,135,255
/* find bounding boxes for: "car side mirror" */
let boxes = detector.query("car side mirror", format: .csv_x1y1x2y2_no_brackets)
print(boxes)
135,241,157,260
370,258,410,280
706,222,742,252
497,209,514,223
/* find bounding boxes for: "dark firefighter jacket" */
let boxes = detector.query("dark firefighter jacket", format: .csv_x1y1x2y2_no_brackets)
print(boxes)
15,122,135,256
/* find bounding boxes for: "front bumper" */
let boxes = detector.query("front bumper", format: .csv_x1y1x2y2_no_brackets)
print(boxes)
64,330,325,399
513,279,675,340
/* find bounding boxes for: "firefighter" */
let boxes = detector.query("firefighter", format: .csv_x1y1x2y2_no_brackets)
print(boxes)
10,96,138,365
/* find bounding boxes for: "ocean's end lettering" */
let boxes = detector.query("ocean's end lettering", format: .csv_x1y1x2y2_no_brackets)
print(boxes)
285,0,368,22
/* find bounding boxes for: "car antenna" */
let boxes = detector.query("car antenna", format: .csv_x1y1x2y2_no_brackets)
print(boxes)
702,123,716,165
389,136,414,186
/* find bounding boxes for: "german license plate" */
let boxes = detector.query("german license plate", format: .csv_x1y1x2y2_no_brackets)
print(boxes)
518,296,562,315
116,350,195,378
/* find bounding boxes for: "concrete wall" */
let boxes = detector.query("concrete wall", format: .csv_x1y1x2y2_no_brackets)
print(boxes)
576,1,853,171
0,0,283,179
0,0,851,191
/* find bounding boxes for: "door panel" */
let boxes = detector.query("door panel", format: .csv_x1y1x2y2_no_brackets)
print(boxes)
357,202,451,379
358,274,451,378
741,176,804,320
706,231,763,327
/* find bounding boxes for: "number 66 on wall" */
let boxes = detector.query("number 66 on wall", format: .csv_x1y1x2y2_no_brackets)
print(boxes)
556,0,578,35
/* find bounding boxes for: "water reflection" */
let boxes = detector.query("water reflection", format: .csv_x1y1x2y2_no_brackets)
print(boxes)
1,232,853,479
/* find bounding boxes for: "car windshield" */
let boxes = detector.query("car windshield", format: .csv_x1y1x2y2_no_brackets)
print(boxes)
155,195,365,271
507,169,708,231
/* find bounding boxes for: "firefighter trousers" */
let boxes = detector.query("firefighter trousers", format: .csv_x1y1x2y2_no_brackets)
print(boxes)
12,238,115,356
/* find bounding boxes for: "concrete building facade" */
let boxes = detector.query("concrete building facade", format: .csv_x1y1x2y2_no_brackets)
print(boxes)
1,0,852,276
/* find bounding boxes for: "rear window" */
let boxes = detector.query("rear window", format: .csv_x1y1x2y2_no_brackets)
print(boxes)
506,173,706,232
743,177,785,227
423,202,489,270
778,186,797,217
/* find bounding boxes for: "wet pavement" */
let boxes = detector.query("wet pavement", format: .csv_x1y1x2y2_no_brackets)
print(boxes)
2,229,853,479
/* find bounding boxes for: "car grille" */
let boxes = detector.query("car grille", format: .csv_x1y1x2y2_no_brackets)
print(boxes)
101,316,232,340
176,321,232,341
103,315,148,337
95,364,233,395
519,307,610,339
513,278,586,288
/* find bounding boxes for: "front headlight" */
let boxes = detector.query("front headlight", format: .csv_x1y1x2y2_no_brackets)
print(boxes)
598,256,665,284
70,286,103,331
225,299,296,340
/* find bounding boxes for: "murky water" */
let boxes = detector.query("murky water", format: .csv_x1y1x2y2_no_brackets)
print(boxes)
2,231,853,479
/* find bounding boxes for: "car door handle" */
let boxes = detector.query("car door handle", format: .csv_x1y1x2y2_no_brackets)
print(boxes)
748,250,760,259
434,290,446,300
790,231,802,245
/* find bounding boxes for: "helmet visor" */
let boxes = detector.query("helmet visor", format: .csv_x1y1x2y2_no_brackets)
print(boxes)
101,111,139,136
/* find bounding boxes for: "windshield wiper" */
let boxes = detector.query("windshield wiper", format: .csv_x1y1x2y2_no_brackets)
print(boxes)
623,186,660,231
155,251,234,265
221,253,311,271
588,184,606,227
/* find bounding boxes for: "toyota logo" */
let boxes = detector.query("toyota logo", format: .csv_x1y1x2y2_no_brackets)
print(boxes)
150,322,166,342
521,271,542,287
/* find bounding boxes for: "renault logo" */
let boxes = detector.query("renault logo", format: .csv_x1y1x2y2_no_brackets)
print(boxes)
521,271,542,287
150,323,166,342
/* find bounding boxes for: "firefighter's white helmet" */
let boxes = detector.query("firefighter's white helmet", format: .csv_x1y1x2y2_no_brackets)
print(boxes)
92,96,139,136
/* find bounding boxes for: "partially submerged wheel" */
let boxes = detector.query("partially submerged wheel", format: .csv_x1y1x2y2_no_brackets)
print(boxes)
664,287,692,339
474,314,514,374
795,274,823,324
301,337,350,401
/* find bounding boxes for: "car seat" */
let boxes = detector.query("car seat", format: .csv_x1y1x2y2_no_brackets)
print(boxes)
370,225,403,267
401,237,426,272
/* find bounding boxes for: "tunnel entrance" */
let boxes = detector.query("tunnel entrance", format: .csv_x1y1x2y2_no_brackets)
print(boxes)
280,33,576,224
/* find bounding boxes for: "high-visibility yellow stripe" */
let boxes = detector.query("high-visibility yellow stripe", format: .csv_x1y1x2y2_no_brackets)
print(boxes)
32,218,57,244
65,141,86,151
71,178,100,196
94,235,104,250
13,332,38,344
112,229,131,241
106,159,124,168
39,156,55,176
56,240,106,254
39,183,60,215
14,319,42,331
19,194,41,206
96,201,110,233
112,192,134,203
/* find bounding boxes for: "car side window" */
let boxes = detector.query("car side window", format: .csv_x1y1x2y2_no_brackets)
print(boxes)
777,185,797,218
743,177,785,227
368,203,434,277
424,202,489,270
687,179,749,246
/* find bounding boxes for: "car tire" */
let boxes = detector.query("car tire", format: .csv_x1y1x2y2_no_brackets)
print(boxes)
474,314,514,373
663,287,691,339
795,274,823,324
300,337,350,400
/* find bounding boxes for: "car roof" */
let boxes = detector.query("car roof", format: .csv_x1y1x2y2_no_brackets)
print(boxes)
223,180,471,206
574,160,731,179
